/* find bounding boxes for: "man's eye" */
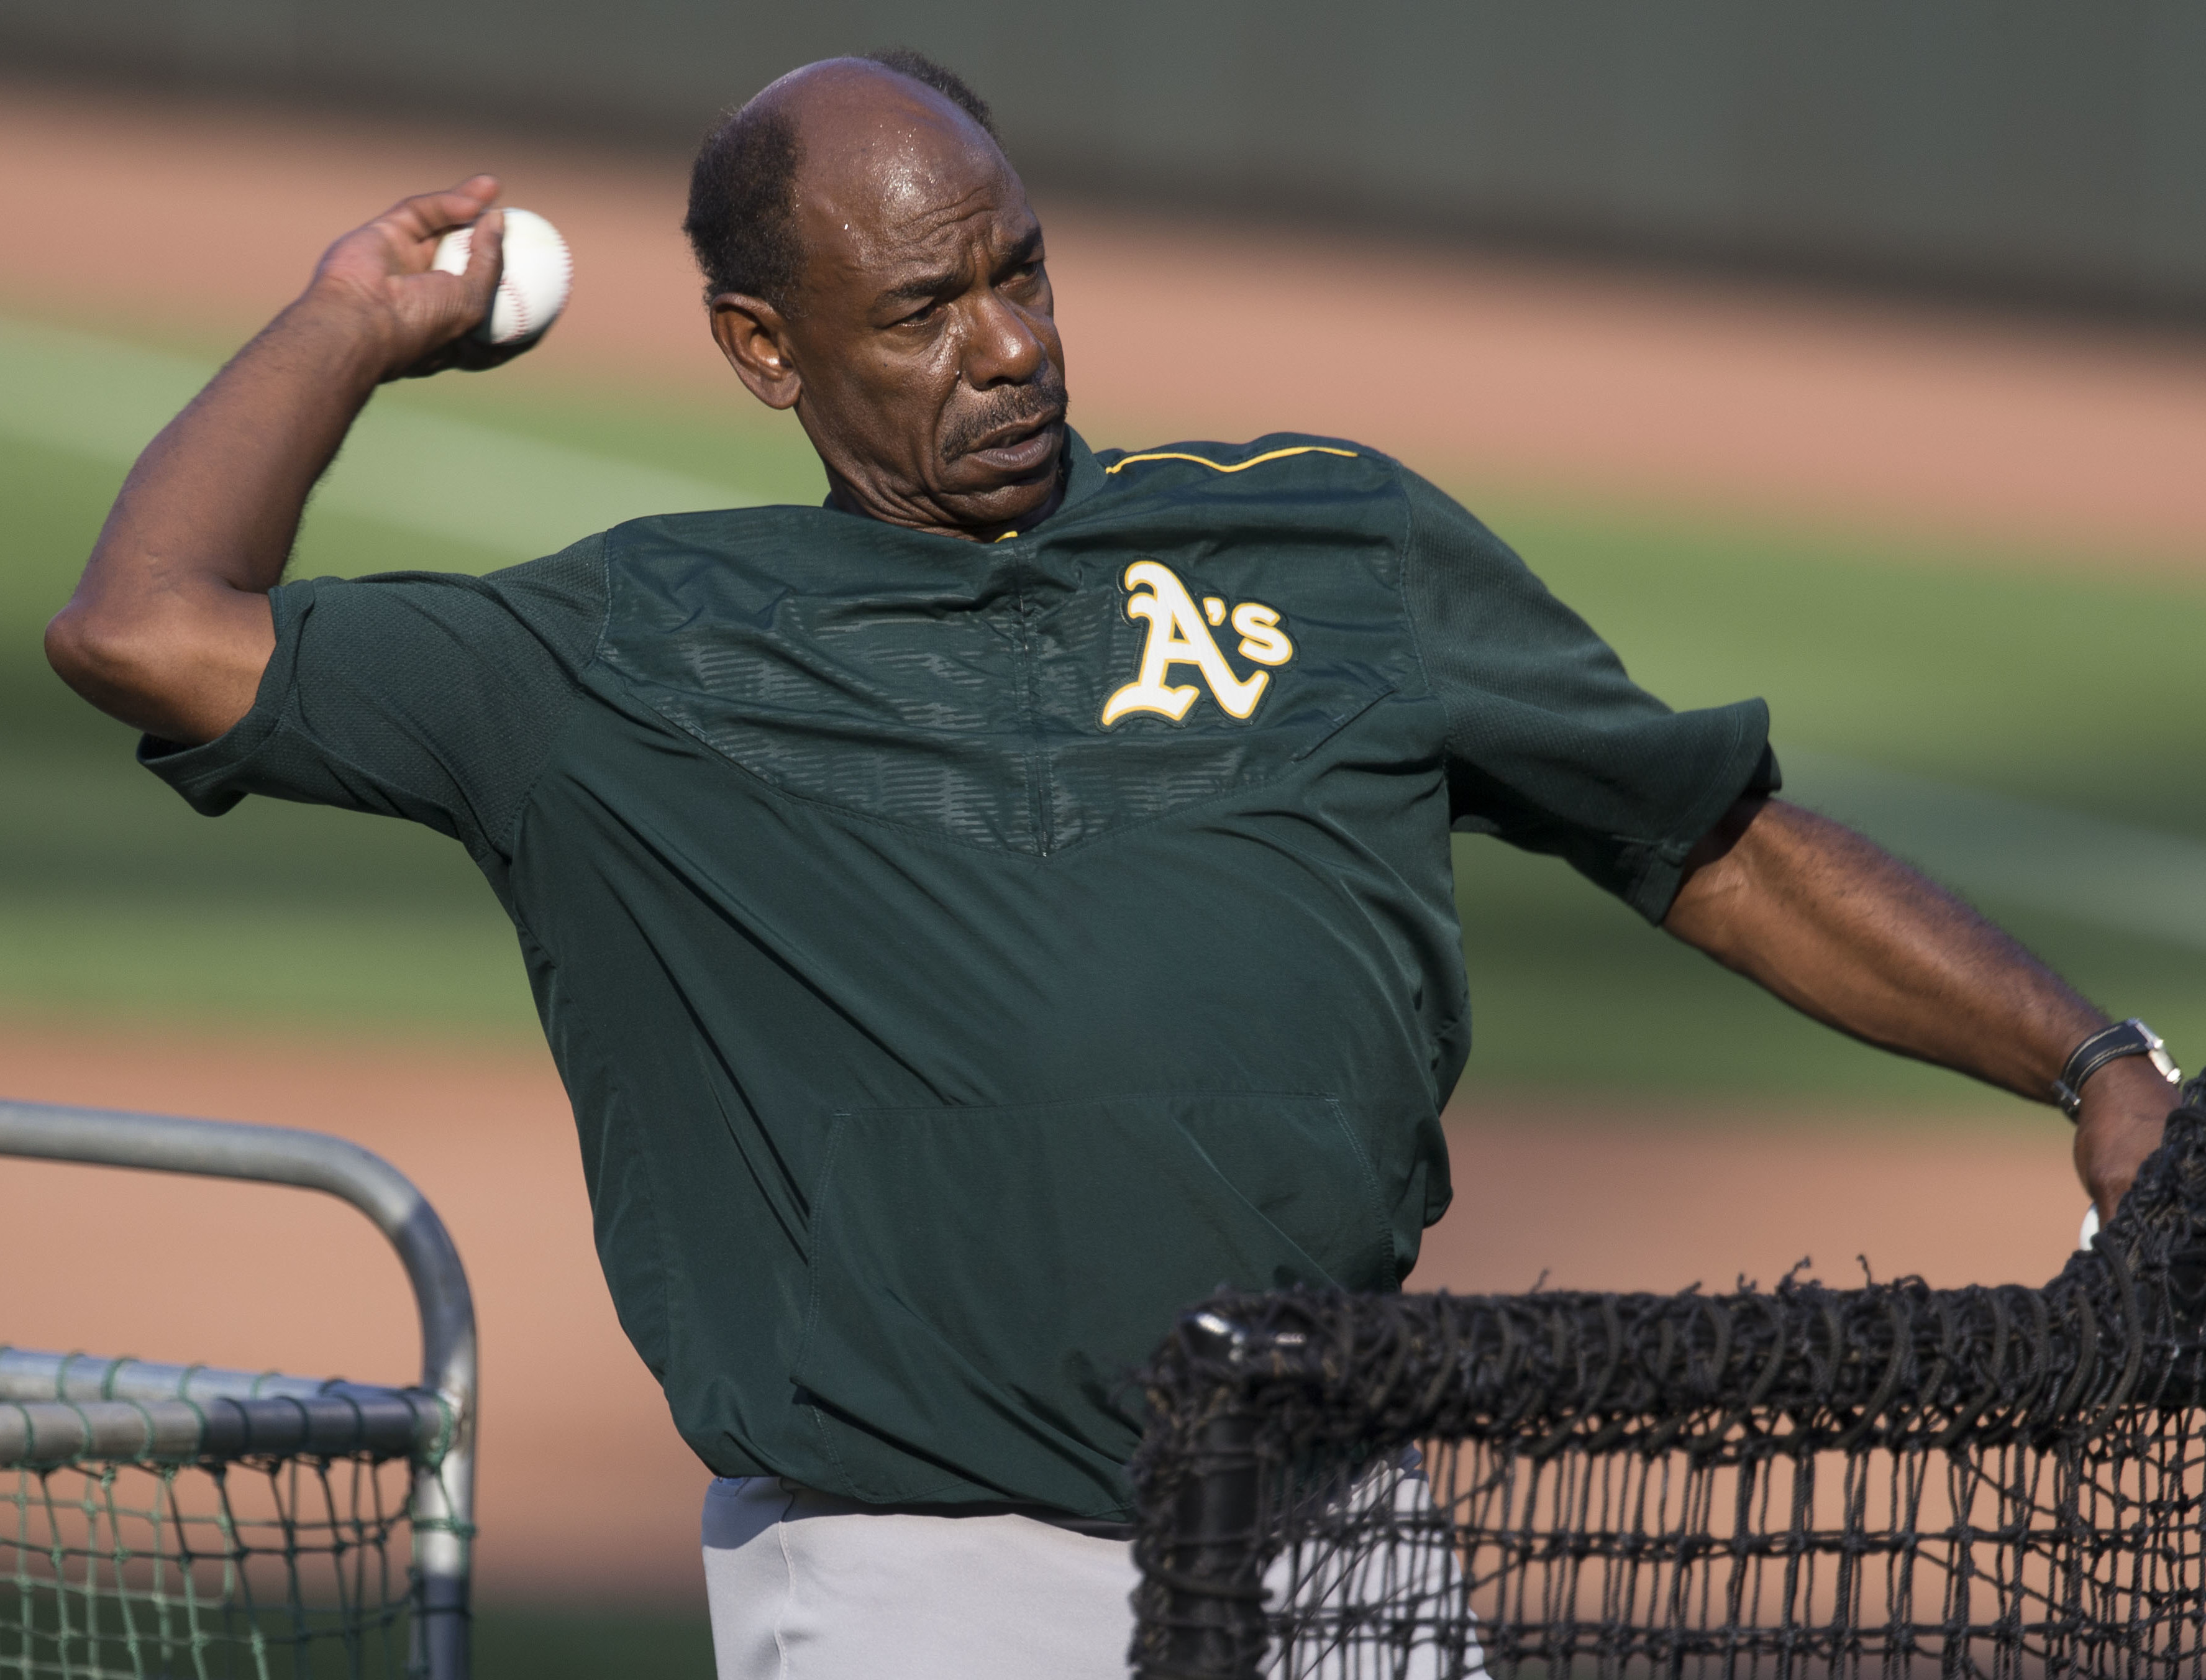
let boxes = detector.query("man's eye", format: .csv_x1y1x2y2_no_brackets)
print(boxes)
901,301,940,327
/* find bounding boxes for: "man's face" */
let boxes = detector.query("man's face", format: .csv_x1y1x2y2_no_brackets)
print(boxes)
712,70,1069,539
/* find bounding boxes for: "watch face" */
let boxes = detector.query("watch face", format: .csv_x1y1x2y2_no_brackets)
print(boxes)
2126,1020,2181,1085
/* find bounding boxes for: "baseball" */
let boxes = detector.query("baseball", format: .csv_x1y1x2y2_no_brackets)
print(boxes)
431,206,572,347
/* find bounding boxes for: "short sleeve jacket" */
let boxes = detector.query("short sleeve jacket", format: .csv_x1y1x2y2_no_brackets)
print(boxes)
145,429,1774,1518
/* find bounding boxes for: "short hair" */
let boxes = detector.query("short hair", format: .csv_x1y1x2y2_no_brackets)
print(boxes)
683,50,1000,311
864,48,996,139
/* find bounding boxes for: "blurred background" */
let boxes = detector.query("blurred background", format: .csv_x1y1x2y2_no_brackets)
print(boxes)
4,5,2205,1673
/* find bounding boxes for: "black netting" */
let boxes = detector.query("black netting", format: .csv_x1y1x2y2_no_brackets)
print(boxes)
1131,1093,2206,1679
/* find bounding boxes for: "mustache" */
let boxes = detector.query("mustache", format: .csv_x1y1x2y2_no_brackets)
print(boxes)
939,364,1069,460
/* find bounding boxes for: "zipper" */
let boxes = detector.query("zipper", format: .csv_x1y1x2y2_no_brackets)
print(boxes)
1003,545,1055,857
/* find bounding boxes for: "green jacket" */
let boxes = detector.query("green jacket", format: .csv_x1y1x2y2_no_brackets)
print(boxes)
147,430,1772,1518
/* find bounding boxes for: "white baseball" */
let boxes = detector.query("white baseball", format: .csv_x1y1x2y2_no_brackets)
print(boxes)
431,206,572,347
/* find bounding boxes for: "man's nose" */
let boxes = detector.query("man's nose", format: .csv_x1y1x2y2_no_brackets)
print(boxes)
960,289,1048,390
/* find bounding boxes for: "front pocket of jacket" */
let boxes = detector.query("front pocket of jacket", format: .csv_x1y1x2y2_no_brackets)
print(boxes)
790,1092,1392,1512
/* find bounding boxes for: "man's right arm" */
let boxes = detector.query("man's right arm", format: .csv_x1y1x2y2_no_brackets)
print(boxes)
44,177,510,746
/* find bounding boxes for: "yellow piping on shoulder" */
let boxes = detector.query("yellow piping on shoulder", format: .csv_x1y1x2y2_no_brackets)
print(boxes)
1103,445,1359,475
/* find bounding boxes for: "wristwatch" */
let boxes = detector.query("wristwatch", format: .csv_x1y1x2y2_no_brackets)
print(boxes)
2053,1018,2181,1120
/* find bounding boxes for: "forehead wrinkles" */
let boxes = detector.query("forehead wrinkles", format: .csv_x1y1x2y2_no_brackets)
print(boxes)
886,197,1024,290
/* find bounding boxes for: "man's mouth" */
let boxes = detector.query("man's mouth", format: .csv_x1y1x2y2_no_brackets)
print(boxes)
942,362,1070,472
957,411,1064,474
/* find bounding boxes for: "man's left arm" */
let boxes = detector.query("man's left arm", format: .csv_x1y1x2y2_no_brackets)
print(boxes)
1664,794,2178,1221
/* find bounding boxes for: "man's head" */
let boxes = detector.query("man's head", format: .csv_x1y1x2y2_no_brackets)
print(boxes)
686,52,1067,540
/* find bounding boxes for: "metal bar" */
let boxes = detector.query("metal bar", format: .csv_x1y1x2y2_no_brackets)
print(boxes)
1142,1314,1268,1680
0,1098,476,1680
1,1390,440,1465
0,1345,433,1407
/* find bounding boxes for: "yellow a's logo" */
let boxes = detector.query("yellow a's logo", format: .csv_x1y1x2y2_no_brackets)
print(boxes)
1101,560,1295,726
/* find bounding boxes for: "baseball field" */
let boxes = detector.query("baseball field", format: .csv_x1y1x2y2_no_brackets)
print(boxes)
6,81,2206,1673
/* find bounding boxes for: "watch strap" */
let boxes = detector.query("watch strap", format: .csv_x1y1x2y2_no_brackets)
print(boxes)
2054,1018,2179,1120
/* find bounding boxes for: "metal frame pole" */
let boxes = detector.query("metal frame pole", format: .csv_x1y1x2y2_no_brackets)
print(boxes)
1140,1313,1269,1680
0,1098,476,1680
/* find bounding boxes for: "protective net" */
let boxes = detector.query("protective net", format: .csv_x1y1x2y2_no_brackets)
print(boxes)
1131,1089,2206,1679
3,1373,450,1680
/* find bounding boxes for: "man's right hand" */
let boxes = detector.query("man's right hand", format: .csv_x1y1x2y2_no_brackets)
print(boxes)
303,176,516,380
46,178,513,746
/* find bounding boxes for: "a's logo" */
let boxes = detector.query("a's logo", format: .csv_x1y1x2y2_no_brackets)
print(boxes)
1100,560,1295,726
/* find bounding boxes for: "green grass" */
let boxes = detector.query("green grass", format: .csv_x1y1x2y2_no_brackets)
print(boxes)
5,311,2205,1100
0,1593,716,1680
1477,493,2206,835
0,336,827,1041
1450,836,2206,1103
1434,491,2206,1103
394,356,831,510
472,1604,714,1679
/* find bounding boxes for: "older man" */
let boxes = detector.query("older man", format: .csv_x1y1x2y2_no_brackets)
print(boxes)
46,48,2179,1680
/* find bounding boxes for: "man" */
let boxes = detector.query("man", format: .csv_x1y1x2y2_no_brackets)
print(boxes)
45,49,2181,1680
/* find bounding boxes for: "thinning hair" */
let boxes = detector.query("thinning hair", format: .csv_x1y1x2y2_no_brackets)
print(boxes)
683,50,1000,311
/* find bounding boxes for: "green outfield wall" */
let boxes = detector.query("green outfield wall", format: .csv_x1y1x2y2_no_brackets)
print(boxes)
5,0,2205,311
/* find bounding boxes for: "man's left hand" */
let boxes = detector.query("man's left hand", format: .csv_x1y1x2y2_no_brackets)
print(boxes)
2076,1056,2184,1222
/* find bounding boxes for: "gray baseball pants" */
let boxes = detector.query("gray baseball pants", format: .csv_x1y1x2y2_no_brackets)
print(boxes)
700,1464,1477,1679
701,1476,1139,1679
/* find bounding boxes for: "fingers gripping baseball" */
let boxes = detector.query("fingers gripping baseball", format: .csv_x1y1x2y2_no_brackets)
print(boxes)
306,176,513,379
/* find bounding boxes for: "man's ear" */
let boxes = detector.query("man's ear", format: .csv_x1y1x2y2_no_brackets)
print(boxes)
710,294,802,409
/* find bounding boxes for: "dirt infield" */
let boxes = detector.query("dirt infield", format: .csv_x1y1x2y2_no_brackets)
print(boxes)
5,80,2206,562
1,1025,2082,1600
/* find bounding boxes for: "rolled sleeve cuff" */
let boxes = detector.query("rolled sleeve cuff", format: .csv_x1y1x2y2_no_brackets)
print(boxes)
135,585,304,816
1616,701,1779,924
